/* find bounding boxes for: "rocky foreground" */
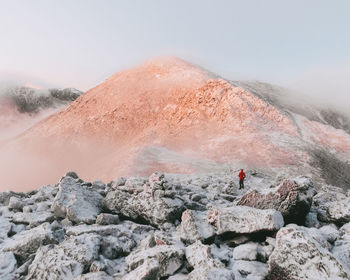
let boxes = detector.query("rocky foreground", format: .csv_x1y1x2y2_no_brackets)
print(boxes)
0,171,350,280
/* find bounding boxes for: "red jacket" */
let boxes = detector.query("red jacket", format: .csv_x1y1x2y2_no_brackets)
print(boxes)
238,170,246,180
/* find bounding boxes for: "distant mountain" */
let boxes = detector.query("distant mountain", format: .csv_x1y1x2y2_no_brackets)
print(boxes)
0,86,83,143
0,86,82,114
0,57,349,190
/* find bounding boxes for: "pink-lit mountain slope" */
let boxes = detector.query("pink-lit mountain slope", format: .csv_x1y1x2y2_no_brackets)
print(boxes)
1,57,349,191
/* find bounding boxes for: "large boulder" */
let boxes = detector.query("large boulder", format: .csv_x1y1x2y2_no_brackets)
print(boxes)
104,174,184,228
208,206,284,235
2,222,61,261
0,216,12,242
51,176,104,224
0,252,17,280
26,234,101,280
12,211,54,227
179,210,215,244
125,245,184,278
237,177,315,224
267,224,350,280
186,241,234,280
332,222,350,272
313,189,350,225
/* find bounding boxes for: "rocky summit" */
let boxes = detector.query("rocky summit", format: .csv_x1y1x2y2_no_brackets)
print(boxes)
0,170,350,280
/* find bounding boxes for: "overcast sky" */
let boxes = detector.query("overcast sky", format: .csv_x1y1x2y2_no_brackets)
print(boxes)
0,0,349,100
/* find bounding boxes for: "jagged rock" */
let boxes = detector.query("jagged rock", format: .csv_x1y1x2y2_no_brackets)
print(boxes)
313,188,350,225
31,185,57,202
104,187,184,228
122,258,159,280
0,252,17,280
65,222,153,239
237,177,315,224
179,210,215,244
2,222,60,261
231,260,268,280
101,235,136,259
51,176,103,224
232,242,259,261
186,241,225,269
90,260,107,272
126,245,184,278
26,234,101,280
8,196,25,211
267,224,350,279
189,267,234,280
75,271,114,280
332,222,350,272
0,191,17,206
186,241,234,280
96,213,120,225
257,237,275,263
10,223,26,235
319,224,340,243
12,211,54,226
0,216,12,241
61,218,73,227
208,206,284,235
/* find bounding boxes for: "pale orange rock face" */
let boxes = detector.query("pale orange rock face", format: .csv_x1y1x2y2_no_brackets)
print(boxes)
0,57,349,190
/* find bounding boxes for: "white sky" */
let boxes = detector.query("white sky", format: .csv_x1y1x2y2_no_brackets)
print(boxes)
0,0,349,99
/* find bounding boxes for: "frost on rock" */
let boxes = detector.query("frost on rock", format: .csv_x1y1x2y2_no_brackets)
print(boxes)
51,175,104,224
26,234,101,280
104,173,184,227
313,187,350,226
186,241,234,280
0,251,17,280
179,209,215,244
0,216,12,242
125,245,184,278
209,206,284,235
267,224,350,280
2,222,59,261
237,177,315,224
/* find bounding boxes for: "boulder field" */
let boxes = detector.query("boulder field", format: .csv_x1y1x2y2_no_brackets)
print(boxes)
0,170,349,279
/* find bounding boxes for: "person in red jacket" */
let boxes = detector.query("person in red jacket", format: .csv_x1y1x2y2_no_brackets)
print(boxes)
238,169,246,189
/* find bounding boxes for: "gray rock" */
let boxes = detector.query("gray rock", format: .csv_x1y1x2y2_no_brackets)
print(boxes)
268,224,350,279
0,252,17,280
189,267,234,280
26,234,101,280
104,188,184,228
2,222,58,261
8,196,25,211
332,222,350,272
0,216,12,241
96,213,120,225
0,191,17,206
12,211,54,226
75,271,114,280
179,210,215,244
208,206,284,235
51,176,103,224
313,189,350,225
186,241,234,280
122,258,159,280
232,242,259,261
126,245,184,278
237,177,315,224
231,260,268,280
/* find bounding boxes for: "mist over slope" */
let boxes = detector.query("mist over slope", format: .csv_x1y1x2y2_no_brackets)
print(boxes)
0,57,349,191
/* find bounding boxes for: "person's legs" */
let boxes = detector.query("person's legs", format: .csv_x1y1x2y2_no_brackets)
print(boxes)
239,179,243,189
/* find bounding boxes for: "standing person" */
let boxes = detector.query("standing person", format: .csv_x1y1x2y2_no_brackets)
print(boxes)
238,169,246,189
